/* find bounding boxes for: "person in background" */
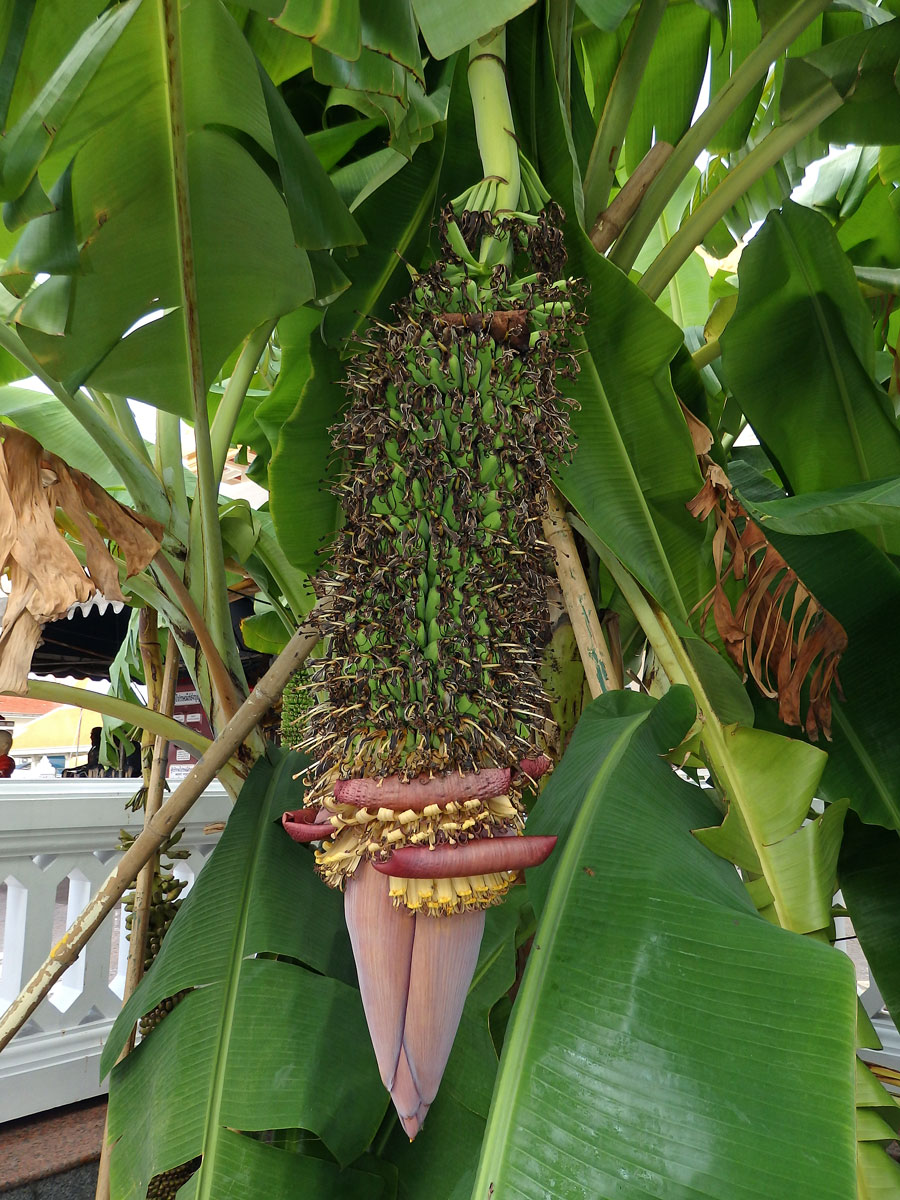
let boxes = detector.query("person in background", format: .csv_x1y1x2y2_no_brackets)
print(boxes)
0,729,15,778
86,725,102,771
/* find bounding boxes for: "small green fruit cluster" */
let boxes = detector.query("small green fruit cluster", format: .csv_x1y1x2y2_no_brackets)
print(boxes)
280,667,313,745
145,1156,201,1199
119,827,189,970
304,206,582,807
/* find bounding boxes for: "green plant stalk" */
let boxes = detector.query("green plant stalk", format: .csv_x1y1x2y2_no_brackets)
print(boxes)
590,534,818,932
657,205,686,328
468,27,521,219
0,322,172,529
610,0,832,272
87,388,153,467
26,678,210,756
153,552,244,723
252,523,315,622
155,409,190,531
157,0,247,730
691,338,721,369
582,0,667,226
638,85,843,300
209,318,276,482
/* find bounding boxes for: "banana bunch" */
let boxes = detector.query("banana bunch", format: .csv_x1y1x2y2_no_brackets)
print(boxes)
120,827,189,969
297,204,582,915
145,1156,201,1199
280,666,313,745
118,828,190,1039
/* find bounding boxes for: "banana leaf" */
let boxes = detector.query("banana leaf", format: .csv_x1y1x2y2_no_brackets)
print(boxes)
839,812,900,1028
473,688,858,1199
738,475,900,537
558,227,711,620
5,0,364,416
411,0,537,60
102,750,388,1197
721,200,900,555
0,0,139,202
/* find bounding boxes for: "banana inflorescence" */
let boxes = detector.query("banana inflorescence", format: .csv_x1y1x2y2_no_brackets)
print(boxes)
295,204,582,915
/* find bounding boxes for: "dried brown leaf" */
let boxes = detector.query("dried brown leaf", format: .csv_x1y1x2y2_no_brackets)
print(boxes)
687,464,847,741
0,425,164,692
678,400,714,458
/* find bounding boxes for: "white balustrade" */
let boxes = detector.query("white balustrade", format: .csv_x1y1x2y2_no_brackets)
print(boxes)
0,778,227,1121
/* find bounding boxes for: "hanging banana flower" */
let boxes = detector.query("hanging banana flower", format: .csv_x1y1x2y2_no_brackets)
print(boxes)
282,30,583,1138
282,211,583,1142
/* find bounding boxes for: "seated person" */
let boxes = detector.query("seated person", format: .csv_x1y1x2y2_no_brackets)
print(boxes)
0,730,15,778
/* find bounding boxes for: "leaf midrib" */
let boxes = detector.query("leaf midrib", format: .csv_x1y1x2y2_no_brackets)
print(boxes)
471,711,649,1195
194,756,284,1197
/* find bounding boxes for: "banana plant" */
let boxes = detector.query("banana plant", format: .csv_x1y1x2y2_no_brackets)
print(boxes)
2,2,900,1198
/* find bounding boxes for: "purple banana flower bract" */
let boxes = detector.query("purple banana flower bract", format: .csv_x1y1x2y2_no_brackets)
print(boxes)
344,861,485,1139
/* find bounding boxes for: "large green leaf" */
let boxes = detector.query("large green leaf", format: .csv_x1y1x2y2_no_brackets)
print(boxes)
255,62,363,250
558,226,709,620
708,0,765,153
577,0,634,33
0,384,124,491
0,0,139,202
473,688,858,1199
839,813,900,1028
273,0,361,60
721,200,900,552
738,474,900,536
308,0,444,159
4,0,364,416
103,751,387,1197
623,3,710,174
781,18,900,146
411,0,537,60
175,1129,389,1200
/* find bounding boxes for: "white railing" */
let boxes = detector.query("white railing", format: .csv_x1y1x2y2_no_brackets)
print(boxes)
0,778,227,1121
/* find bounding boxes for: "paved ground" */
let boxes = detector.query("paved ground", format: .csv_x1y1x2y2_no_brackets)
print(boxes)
0,1098,105,1197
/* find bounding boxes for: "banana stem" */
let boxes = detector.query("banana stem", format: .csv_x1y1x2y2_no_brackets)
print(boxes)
153,551,243,723
691,338,722,370
589,140,673,254
124,625,179,1040
543,490,623,694
638,85,843,301
468,28,520,216
468,26,521,267
25,678,209,756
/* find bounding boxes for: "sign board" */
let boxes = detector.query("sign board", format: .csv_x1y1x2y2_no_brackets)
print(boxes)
167,686,214,780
